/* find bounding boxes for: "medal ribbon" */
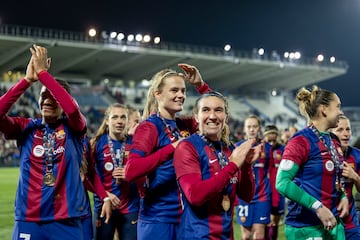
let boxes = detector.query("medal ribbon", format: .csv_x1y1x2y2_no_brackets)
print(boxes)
309,124,346,194
42,126,56,174
200,134,231,192
157,112,182,142
107,135,126,167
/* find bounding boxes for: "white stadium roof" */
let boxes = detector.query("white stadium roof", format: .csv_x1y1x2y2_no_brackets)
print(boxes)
0,24,348,95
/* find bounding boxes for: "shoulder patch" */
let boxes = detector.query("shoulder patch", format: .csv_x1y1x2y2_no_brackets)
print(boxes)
279,159,294,171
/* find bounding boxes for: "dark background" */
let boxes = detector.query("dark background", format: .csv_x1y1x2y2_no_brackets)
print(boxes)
1,0,359,106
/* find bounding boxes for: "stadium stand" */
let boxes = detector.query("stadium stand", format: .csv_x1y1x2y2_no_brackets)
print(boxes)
0,24,351,166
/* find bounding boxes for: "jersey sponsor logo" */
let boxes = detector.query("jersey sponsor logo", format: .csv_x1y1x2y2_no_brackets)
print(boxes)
325,160,334,172
209,158,217,164
279,159,294,171
53,146,65,155
32,145,65,157
105,162,114,171
33,145,45,157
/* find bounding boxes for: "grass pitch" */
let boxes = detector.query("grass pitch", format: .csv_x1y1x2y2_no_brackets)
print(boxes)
0,167,285,239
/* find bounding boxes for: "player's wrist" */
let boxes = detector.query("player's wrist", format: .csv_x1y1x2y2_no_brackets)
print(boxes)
311,200,322,211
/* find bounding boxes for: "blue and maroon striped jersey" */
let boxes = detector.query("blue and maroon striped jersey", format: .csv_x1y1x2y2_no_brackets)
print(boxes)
341,146,360,232
236,140,271,204
174,134,255,239
269,143,285,209
92,134,140,215
0,74,88,222
283,127,345,227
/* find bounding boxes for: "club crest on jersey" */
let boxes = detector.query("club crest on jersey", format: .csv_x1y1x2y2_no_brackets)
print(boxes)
104,162,114,171
273,151,281,160
33,145,45,157
125,151,129,158
180,130,190,137
55,129,66,140
260,152,266,158
325,160,334,172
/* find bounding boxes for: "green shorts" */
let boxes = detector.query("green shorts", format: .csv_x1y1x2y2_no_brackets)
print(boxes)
285,223,345,240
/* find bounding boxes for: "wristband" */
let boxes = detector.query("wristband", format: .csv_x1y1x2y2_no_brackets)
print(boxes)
311,200,322,210
103,197,110,202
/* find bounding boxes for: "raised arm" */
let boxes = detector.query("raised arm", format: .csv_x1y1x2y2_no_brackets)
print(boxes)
30,44,86,132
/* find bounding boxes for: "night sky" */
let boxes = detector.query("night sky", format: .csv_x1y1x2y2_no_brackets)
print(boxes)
1,0,359,106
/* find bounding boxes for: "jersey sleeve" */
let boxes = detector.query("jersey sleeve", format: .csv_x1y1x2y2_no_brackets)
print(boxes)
84,143,107,200
237,162,255,203
0,79,32,138
38,71,86,133
174,140,239,206
125,121,175,182
276,136,319,209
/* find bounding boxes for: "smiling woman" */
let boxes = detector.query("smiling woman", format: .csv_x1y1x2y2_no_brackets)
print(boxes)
124,63,211,240
173,92,262,239
0,45,90,239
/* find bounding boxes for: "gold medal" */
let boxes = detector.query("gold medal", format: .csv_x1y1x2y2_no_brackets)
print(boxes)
222,194,230,211
44,172,56,186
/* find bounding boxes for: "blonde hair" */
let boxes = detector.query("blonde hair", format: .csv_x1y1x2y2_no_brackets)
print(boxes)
142,69,183,119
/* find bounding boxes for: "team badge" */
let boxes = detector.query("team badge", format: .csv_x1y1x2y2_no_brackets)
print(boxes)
325,160,334,172
104,162,114,171
180,130,190,137
55,129,66,140
273,151,281,160
260,152,266,158
33,145,45,157
125,151,129,158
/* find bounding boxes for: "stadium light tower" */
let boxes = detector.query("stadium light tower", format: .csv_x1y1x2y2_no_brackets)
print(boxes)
317,54,324,62
224,44,231,52
127,34,135,42
143,35,151,43
330,56,336,63
154,36,161,44
88,28,97,37
110,32,117,39
258,48,265,56
135,34,143,42
117,33,125,41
